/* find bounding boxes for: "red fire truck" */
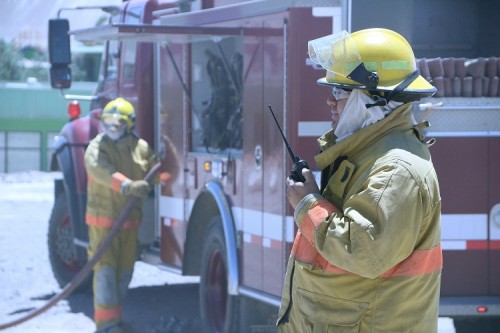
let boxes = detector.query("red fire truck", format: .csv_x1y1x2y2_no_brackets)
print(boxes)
47,0,500,332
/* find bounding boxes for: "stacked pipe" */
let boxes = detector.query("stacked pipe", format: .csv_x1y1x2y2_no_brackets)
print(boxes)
417,57,500,97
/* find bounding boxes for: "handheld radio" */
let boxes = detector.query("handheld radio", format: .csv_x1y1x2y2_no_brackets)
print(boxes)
267,105,309,182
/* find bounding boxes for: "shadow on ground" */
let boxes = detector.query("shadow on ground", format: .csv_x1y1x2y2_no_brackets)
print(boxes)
66,283,203,333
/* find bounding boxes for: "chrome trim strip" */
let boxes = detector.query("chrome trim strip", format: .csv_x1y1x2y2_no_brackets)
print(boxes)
239,286,281,307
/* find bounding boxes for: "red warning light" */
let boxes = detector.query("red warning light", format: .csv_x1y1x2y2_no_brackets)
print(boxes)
67,100,81,120
477,306,488,313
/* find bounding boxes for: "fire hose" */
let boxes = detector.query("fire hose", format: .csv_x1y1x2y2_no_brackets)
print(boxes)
0,162,161,330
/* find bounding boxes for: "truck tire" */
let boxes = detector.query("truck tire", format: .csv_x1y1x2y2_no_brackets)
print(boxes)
47,193,92,293
200,216,239,333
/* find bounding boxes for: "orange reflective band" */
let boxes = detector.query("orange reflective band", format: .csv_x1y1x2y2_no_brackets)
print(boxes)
292,232,352,275
292,231,443,278
111,172,128,192
299,199,339,245
95,306,121,322
381,245,443,277
86,213,141,229
309,200,339,228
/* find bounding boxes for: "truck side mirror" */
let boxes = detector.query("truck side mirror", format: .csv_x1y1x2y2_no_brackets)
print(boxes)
48,19,72,89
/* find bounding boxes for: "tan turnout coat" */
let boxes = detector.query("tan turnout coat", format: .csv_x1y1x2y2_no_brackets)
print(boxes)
277,104,442,333
84,133,157,229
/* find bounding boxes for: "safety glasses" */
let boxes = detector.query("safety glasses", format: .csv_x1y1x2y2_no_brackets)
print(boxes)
102,114,127,128
332,87,351,100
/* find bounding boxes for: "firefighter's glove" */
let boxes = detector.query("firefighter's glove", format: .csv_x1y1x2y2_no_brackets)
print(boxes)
121,180,151,198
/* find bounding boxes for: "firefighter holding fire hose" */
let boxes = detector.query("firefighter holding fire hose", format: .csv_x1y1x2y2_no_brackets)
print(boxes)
277,29,442,332
84,98,158,333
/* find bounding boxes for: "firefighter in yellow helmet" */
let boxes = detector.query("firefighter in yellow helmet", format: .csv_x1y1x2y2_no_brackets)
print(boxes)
277,28,442,332
84,98,158,333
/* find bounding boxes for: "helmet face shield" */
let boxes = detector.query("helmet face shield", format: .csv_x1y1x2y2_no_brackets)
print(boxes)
101,98,136,131
308,31,363,82
102,113,127,127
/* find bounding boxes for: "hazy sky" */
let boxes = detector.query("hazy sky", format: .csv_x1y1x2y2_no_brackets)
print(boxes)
0,0,121,49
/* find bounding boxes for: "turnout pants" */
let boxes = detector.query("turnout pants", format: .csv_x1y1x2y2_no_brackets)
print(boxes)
88,226,137,329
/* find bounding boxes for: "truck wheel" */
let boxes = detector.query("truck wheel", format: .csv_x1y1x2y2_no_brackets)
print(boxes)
200,216,239,333
47,193,91,292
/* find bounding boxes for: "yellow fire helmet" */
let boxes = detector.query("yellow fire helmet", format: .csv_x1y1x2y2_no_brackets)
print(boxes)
308,28,436,106
101,97,136,131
